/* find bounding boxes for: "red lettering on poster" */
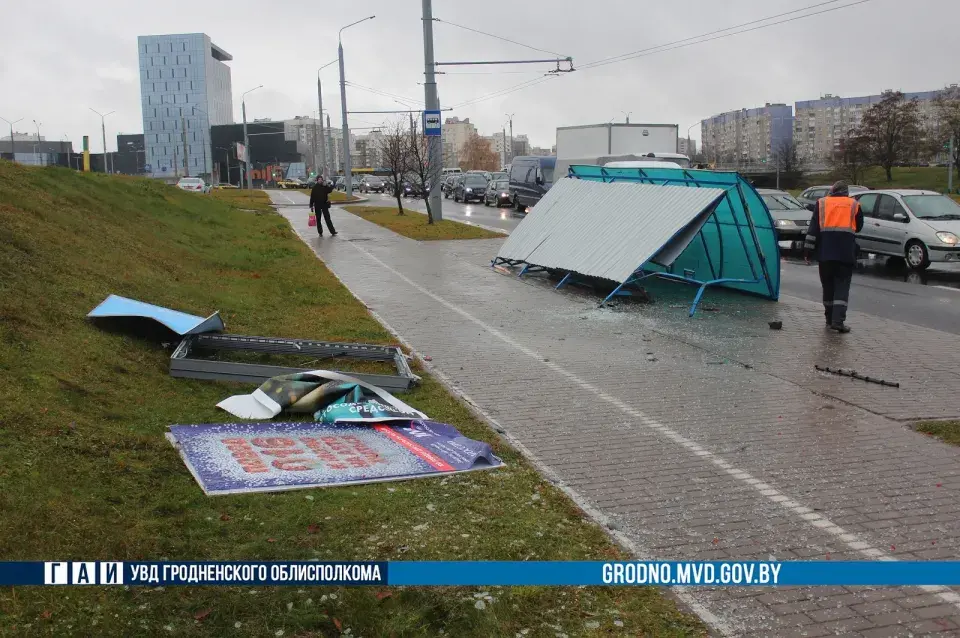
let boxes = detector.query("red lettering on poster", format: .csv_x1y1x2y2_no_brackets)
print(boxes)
219,437,269,474
251,437,296,448
373,425,454,471
272,459,312,472
259,447,307,459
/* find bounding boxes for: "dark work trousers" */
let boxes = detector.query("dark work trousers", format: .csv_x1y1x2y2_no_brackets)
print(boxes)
818,260,854,325
317,205,336,235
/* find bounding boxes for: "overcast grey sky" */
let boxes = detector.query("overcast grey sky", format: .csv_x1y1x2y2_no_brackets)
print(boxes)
1,0,955,153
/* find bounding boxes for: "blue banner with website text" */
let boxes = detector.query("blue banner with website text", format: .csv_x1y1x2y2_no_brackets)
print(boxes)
3,561,960,587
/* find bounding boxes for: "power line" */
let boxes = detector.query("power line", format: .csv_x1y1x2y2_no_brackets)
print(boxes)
580,0,871,71
344,81,425,105
450,75,557,109
433,17,568,58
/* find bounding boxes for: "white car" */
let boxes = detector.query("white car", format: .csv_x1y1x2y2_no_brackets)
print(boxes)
177,177,209,193
853,189,960,270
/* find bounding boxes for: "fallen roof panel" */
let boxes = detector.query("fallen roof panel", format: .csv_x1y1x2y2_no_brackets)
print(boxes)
496,178,725,283
88,294,224,338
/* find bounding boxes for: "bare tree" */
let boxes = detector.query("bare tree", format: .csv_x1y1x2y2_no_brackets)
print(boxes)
406,119,435,224
774,138,804,188
858,91,923,183
933,86,960,179
459,134,499,171
831,132,872,185
376,120,410,215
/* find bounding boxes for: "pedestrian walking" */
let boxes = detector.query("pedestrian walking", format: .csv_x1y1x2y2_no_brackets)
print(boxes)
309,175,337,237
803,180,864,333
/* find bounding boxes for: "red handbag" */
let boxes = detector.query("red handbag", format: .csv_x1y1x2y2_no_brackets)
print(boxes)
308,212,317,227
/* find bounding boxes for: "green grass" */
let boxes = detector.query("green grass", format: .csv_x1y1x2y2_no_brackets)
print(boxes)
208,188,275,213
797,166,958,192
329,191,362,203
342,205,502,241
0,161,703,637
915,421,960,447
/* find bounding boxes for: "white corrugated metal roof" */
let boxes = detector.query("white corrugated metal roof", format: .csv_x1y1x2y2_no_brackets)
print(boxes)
497,178,725,283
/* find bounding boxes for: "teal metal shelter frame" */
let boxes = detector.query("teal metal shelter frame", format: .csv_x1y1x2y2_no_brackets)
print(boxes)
558,165,780,316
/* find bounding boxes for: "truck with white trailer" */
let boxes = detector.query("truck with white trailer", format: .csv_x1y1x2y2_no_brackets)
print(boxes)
554,123,682,178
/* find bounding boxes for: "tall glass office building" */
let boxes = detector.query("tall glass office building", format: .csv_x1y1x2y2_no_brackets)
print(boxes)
137,33,233,179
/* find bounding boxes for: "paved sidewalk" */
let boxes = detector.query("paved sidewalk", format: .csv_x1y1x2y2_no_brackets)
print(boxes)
275,194,960,637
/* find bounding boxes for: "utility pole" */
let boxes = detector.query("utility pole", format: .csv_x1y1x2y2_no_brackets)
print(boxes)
1,116,23,161
502,125,507,168
173,145,179,178
89,108,115,173
32,120,42,166
326,113,333,177
506,113,515,165
949,135,955,194
316,65,334,179
241,85,263,189
337,18,376,196
421,0,443,220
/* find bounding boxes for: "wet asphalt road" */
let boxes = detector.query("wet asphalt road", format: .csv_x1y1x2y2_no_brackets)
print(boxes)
337,191,960,335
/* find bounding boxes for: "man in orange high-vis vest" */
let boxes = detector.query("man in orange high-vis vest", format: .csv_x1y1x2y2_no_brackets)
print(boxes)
803,181,864,333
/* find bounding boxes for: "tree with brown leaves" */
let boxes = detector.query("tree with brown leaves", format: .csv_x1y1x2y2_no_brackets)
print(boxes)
459,135,499,172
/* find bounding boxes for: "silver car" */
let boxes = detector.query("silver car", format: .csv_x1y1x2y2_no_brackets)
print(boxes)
757,189,811,243
798,184,869,208
853,189,960,270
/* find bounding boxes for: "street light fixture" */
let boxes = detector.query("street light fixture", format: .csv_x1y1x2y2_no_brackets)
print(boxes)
89,108,115,173
622,111,632,124
1,115,23,160
338,15,377,197
686,122,699,162
241,85,263,189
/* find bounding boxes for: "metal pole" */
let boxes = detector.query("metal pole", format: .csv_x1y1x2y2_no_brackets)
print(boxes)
33,120,42,165
422,0,443,220
326,113,333,176
502,126,507,168
506,113,515,164
338,42,352,196
242,101,249,189
317,76,327,179
949,136,955,194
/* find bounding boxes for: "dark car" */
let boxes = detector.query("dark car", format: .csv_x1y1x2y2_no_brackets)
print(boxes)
483,179,512,207
453,174,489,203
757,188,812,244
359,175,385,193
797,184,869,208
509,156,556,213
401,181,422,198
442,174,458,198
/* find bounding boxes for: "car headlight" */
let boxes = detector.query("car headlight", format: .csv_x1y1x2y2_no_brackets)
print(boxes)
501,192,509,197
936,231,959,245
465,188,472,192
774,219,796,227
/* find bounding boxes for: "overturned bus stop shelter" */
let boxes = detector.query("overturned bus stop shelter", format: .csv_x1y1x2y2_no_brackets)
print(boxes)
492,166,780,315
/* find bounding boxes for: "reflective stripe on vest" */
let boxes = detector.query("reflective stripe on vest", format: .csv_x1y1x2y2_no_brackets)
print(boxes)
818,196,858,232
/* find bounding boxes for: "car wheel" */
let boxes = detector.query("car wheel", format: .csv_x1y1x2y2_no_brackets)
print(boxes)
454,193,460,203
514,196,525,212
905,240,930,271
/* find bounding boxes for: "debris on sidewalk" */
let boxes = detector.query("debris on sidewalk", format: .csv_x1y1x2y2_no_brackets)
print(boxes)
88,294,224,340
217,370,426,420
166,419,503,495
815,365,900,388
768,321,783,330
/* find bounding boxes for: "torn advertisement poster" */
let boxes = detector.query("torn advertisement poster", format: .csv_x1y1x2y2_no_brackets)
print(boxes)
216,370,426,421
88,294,224,340
167,420,503,495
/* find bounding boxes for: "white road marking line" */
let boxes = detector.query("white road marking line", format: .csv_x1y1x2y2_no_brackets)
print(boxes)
932,285,960,293
341,240,960,615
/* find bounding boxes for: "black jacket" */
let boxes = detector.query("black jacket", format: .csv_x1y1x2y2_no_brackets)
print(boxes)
804,198,864,264
309,182,333,209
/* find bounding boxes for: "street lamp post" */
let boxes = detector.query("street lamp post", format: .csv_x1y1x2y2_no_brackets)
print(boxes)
338,15,376,197
505,113,515,165
1,116,23,160
191,106,210,180
317,58,337,180
241,85,263,189
622,111,632,124
32,120,42,165
686,122,698,160
89,108,115,173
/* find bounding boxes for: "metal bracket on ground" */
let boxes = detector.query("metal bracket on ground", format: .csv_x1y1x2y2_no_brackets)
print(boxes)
170,334,420,392
814,365,900,388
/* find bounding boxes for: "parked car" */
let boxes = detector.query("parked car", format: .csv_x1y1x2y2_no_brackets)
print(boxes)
509,156,556,213
401,181,423,198
334,177,346,191
359,175,386,193
488,171,508,182
798,184,869,208
212,183,238,190
757,188,811,244
276,177,307,189
852,190,960,270
453,173,489,203
177,177,209,193
442,174,458,198
483,179,512,207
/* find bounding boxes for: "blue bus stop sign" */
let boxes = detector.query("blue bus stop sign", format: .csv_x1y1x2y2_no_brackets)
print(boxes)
423,110,441,137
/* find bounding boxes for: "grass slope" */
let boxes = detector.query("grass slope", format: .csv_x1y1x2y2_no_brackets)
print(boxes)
342,205,502,241
915,421,960,447
0,162,702,637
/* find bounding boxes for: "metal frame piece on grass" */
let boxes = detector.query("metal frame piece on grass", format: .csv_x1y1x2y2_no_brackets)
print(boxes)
170,334,419,393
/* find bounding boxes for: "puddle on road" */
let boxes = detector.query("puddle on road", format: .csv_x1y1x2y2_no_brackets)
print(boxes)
781,251,960,290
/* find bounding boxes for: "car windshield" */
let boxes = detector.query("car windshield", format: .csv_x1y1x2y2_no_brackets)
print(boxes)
541,168,554,182
366,177,383,185
903,195,960,220
464,177,487,187
761,194,805,210
494,180,509,190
